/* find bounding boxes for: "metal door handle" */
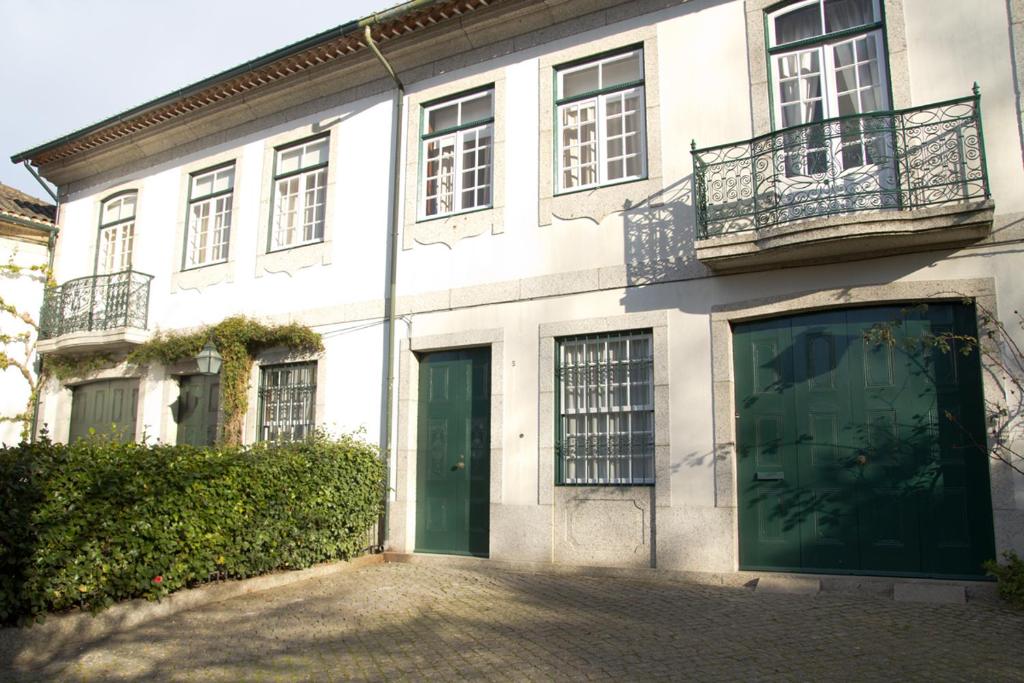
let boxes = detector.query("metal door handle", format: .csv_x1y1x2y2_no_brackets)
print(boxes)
856,453,868,466
454,454,465,470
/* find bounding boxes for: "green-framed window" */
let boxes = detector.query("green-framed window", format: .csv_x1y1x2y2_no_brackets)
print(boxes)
98,191,136,275
258,361,317,442
184,163,234,269
270,135,328,251
767,0,889,174
556,330,654,485
420,87,494,219
555,47,646,193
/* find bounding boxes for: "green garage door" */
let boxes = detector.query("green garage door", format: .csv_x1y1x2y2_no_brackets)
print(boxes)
734,304,995,577
69,379,139,442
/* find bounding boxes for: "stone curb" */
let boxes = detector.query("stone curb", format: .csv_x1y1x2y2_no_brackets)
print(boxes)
381,552,1000,603
3,553,383,661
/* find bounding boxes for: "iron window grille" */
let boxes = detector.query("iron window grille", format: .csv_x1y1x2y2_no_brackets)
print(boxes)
420,87,495,219
185,163,234,269
97,191,137,275
270,135,328,251
556,330,654,485
258,361,317,442
555,46,647,193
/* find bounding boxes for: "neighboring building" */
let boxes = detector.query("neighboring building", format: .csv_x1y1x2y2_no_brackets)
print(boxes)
0,183,55,446
11,0,1024,578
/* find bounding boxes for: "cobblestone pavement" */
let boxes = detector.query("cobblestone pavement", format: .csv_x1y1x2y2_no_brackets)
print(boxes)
3,562,1023,682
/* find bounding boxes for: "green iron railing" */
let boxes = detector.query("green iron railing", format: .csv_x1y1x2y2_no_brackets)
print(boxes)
39,269,153,340
691,89,990,239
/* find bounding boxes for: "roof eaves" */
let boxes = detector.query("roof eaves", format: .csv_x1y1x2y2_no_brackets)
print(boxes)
11,0,491,166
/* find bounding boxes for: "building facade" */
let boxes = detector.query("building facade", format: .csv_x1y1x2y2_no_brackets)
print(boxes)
0,184,55,446
13,0,1024,578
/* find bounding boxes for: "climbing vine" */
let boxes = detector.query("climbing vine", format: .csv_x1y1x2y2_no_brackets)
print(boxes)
0,253,54,442
127,316,323,445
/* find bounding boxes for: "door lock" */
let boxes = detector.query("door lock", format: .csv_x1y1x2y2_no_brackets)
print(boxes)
855,453,868,466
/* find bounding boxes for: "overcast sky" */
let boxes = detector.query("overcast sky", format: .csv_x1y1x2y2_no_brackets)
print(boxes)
0,0,395,200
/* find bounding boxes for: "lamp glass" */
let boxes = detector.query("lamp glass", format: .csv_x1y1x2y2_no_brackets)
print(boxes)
196,341,222,375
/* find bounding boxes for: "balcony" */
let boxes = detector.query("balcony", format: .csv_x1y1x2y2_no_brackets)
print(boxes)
691,92,993,273
37,269,154,354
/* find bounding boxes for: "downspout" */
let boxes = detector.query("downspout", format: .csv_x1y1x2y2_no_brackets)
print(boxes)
22,161,60,443
364,24,404,551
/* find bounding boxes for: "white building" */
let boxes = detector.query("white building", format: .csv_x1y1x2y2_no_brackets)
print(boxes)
0,183,54,446
13,0,1024,578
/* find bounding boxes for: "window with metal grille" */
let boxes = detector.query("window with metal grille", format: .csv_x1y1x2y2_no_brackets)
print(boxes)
185,163,234,269
555,47,647,193
556,331,654,485
420,87,494,219
270,135,328,251
258,361,317,442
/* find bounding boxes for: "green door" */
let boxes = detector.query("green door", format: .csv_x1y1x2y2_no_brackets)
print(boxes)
176,374,220,446
69,379,139,442
415,348,490,557
735,304,995,577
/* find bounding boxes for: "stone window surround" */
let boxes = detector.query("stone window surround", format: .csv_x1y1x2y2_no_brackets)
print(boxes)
394,328,505,552
242,347,327,444
538,311,670,508
708,278,1016,536
538,25,663,227
402,71,506,250
170,150,243,292
254,119,340,277
744,0,911,138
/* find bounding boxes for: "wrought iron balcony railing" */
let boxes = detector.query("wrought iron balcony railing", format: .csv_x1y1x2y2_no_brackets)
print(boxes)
691,90,990,239
39,269,154,340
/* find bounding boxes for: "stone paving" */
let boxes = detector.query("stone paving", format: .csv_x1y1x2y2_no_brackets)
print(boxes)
2,562,1023,681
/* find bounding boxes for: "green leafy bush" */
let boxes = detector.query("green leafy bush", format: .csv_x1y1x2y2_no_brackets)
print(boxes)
985,551,1024,608
0,432,383,623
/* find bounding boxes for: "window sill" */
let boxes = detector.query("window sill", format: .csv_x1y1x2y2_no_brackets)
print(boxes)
256,240,332,276
553,173,648,198
541,173,662,227
404,205,503,250
415,204,493,225
171,260,234,292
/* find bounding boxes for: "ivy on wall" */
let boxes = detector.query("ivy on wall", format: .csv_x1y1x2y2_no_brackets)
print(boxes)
126,316,323,445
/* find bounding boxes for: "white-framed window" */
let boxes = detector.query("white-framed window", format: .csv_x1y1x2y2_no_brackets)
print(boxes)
555,47,647,193
557,331,654,485
767,0,888,175
258,361,317,442
270,136,328,251
420,88,494,219
98,191,136,275
184,163,234,269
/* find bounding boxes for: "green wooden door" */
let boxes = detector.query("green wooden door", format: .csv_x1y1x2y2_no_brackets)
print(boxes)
69,379,139,442
735,304,995,577
176,374,220,446
415,348,490,557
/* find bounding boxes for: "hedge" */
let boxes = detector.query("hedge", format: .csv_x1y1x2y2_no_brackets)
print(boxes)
0,432,384,623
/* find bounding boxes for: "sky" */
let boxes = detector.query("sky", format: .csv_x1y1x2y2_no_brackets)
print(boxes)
0,0,396,201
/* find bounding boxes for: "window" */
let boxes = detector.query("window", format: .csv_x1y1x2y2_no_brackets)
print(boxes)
421,88,494,218
270,136,328,251
185,164,234,269
258,362,317,441
556,331,654,484
98,192,136,274
767,0,888,175
555,48,646,193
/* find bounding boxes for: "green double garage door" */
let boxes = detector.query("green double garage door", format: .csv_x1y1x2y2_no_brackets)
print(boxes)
734,304,995,578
